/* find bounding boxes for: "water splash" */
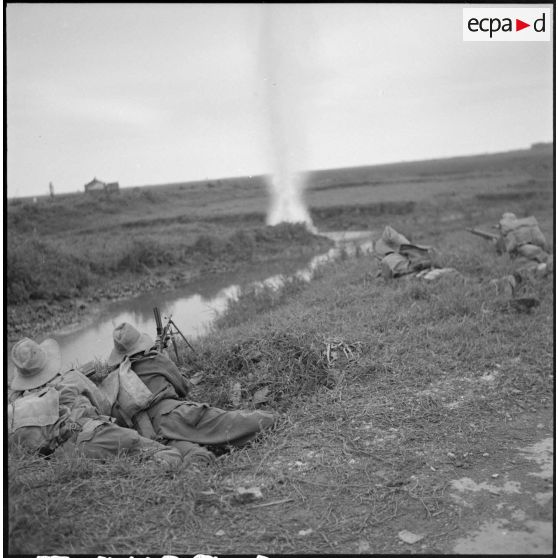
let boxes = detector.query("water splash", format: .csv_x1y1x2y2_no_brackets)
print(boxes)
260,5,317,233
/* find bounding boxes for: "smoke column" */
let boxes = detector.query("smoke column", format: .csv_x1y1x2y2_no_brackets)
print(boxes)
260,5,317,233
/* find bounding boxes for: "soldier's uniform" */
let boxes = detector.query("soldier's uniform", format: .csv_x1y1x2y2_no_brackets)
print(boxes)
498,213,550,266
8,338,182,468
374,225,438,279
107,323,277,461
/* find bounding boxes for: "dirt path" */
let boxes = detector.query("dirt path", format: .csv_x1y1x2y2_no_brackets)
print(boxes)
443,412,553,554
270,394,554,554
188,370,552,555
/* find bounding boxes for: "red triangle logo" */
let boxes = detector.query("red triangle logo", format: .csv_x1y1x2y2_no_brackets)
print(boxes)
516,19,530,31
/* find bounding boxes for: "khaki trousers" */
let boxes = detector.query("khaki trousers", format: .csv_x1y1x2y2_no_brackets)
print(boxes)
55,420,182,467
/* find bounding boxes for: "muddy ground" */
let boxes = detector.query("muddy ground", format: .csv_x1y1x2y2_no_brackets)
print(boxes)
254,381,554,555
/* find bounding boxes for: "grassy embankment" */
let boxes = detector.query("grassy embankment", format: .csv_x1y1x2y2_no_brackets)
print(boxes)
7,145,552,340
8,146,554,553
6,178,333,339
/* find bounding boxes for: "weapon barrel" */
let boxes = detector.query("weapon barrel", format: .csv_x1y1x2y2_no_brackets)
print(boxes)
78,361,97,377
78,360,118,378
466,227,500,241
153,307,163,337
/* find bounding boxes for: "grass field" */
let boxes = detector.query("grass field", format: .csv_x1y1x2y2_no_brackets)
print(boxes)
6,145,551,308
7,144,554,554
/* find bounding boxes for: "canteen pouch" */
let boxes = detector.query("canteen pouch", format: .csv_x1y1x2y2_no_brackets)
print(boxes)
117,357,154,418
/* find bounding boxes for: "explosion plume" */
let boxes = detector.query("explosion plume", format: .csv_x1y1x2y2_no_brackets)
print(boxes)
260,5,317,233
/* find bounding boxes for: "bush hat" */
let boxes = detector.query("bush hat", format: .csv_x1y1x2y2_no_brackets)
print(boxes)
11,338,62,391
108,322,154,366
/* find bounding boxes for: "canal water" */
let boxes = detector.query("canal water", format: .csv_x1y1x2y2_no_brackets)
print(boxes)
9,230,375,376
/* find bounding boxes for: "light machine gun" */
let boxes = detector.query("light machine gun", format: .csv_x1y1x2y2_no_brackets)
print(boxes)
153,306,197,363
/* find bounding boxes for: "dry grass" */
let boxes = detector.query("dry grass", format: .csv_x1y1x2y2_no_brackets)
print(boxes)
171,215,551,555
8,444,206,554
8,223,553,553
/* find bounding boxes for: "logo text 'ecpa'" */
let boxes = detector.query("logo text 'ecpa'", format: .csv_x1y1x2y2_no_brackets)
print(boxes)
463,8,551,41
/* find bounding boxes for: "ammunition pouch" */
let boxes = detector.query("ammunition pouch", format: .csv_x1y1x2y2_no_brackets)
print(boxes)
8,388,60,433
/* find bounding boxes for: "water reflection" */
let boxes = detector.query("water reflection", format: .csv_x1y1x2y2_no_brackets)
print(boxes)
10,230,375,374
51,288,242,371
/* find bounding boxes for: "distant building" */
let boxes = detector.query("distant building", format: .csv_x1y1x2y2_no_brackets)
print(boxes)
84,177,105,192
105,182,119,192
84,178,120,193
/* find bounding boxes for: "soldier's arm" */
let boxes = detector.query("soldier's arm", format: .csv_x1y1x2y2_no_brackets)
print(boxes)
58,369,113,416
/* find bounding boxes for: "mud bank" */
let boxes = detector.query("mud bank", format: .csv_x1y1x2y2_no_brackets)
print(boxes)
7,240,331,343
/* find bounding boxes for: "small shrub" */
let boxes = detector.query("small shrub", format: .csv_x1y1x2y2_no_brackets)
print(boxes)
254,222,315,243
141,190,158,203
187,328,329,409
7,235,92,303
191,234,229,257
117,238,176,272
229,229,256,253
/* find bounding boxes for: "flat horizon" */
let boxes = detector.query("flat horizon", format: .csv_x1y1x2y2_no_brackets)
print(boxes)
7,5,553,199
7,141,552,201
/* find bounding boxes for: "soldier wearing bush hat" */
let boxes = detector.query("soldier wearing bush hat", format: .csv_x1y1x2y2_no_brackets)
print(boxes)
107,322,276,462
10,337,62,391
108,321,155,366
8,337,183,467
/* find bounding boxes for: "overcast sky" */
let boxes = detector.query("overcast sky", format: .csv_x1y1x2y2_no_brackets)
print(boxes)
6,3,553,198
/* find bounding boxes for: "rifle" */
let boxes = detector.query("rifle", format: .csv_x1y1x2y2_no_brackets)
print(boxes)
78,359,118,379
153,307,197,363
466,227,506,254
465,227,500,241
